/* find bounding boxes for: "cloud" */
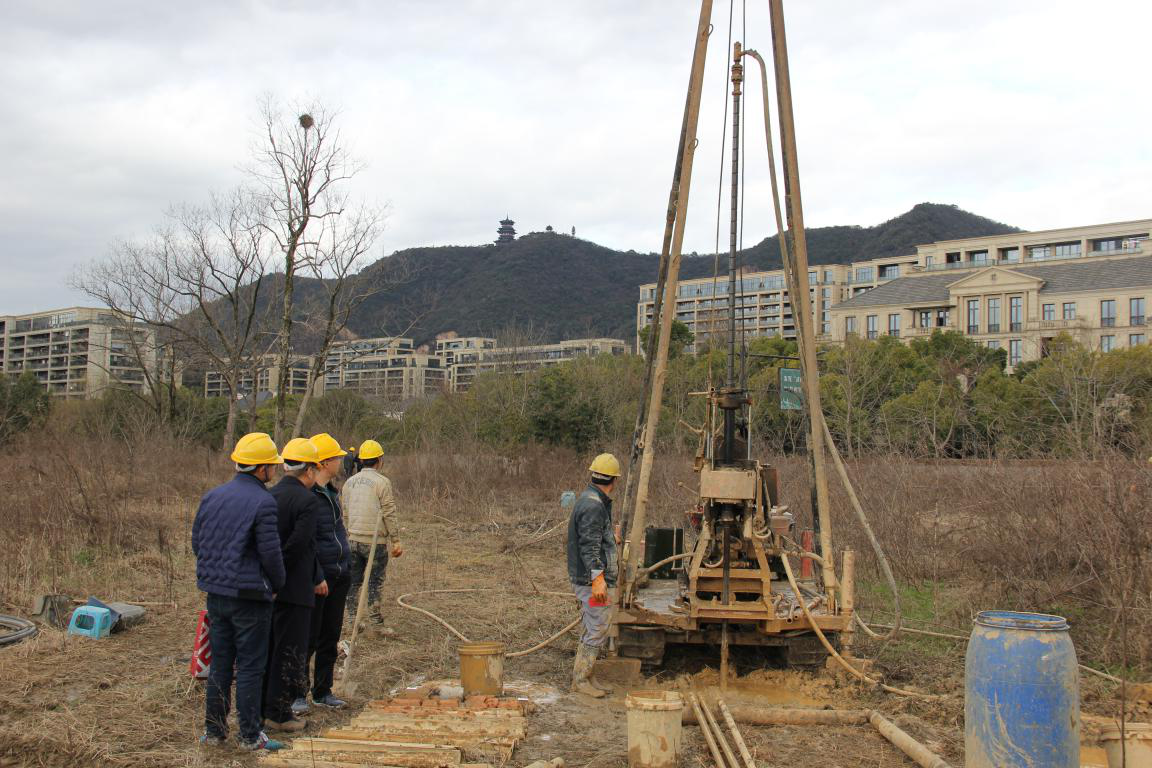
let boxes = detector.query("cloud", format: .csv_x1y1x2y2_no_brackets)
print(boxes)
0,0,1148,313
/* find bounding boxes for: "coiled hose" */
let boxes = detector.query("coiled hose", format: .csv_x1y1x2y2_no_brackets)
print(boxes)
0,615,37,647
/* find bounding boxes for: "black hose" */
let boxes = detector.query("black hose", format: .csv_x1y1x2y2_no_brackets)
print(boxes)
0,615,37,647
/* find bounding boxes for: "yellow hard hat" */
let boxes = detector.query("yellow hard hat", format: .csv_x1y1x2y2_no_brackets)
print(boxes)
588,453,621,478
309,433,347,461
231,432,283,466
359,439,385,460
281,437,320,465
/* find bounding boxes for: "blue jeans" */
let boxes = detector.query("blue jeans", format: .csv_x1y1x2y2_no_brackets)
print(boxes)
205,593,273,743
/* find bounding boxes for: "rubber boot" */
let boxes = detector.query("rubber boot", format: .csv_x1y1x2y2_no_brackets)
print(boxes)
570,643,606,698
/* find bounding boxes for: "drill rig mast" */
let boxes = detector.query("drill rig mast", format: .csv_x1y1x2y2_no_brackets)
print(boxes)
614,1,855,682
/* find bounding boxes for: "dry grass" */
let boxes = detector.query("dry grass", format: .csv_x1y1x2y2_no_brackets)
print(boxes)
0,434,1149,766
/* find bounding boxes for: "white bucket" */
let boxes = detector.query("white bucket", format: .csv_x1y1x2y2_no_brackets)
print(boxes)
1101,722,1152,768
625,690,683,768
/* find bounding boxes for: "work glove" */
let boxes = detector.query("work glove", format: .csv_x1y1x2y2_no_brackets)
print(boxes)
390,543,404,558
590,573,608,604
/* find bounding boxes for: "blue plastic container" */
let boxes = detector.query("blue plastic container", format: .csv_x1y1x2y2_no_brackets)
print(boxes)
965,610,1079,767
67,605,113,639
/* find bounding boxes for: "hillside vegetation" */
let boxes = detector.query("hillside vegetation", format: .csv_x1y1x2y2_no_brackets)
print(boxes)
329,203,1019,344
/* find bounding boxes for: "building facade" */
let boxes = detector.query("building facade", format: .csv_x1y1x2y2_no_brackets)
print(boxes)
636,219,1151,365
324,337,446,401
203,354,319,400
448,337,628,392
0,307,156,398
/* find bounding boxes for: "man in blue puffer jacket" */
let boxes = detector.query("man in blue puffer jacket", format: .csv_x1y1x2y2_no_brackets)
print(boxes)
192,432,287,752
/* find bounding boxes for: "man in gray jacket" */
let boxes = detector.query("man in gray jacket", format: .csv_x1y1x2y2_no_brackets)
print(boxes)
566,452,621,698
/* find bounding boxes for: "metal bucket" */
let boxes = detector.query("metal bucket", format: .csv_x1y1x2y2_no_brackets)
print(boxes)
1101,723,1152,768
625,690,683,768
459,642,505,697
965,611,1079,767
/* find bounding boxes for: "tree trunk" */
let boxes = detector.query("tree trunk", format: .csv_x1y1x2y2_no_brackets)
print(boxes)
291,354,321,439
273,252,296,444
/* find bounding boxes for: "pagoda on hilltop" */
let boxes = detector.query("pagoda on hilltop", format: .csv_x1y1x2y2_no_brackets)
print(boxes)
496,216,516,244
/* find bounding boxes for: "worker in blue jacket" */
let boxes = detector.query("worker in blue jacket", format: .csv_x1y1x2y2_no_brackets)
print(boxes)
192,432,287,752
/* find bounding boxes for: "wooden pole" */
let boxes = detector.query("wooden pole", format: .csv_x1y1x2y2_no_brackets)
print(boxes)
621,0,714,601
767,0,837,601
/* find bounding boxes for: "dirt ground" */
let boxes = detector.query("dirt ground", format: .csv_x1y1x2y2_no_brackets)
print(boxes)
0,477,1122,767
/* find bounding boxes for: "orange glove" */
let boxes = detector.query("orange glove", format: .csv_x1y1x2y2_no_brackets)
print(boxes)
590,573,608,604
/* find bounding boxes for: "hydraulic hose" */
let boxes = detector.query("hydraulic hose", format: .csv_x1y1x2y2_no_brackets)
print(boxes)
397,589,581,658
779,553,938,698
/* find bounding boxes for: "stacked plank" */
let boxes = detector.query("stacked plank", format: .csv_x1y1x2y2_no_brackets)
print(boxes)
262,691,530,768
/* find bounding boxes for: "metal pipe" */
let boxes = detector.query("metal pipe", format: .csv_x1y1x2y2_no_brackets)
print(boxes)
727,42,742,391
717,699,757,768
698,693,741,768
621,0,714,603
686,692,729,768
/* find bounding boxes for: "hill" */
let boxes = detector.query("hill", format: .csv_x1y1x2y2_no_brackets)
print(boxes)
339,202,1020,344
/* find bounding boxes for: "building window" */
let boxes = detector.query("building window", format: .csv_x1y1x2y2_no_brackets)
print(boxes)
987,340,1001,350
1131,297,1145,326
855,267,875,283
1029,245,1051,261
879,264,900,280
1101,299,1117,327
1009,339,1022,366
918,310,931,329
946,251,962,264
967,299,980,334
969,250,989,264
1042,303,1055,322
1130,334,1146,347
866,315,878,340
1063,302,1076,320
888,314,901,337
1009,297,1023,332
987,298,1001,333
1053,242,1081,258
999,247,1020,262
1101,335,1115,353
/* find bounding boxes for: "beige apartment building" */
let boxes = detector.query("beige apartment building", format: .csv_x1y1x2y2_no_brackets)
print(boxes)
435,335,498,392
203,354,320,400
324,337,447,401
0,307,156,398
637,219,1151,364
448,337,628,392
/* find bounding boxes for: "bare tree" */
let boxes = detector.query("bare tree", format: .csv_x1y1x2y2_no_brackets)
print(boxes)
289,205,386,437
249,99,363,443
76,188,271,443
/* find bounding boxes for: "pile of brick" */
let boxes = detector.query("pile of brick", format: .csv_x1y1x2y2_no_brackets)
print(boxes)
261,687,530,768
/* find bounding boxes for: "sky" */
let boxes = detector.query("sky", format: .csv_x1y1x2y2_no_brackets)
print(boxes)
1,0,1150,313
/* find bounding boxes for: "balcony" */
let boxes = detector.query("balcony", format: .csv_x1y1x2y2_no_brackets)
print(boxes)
988,324,1001,334
1131,316,1146,327
1101,318,1116,328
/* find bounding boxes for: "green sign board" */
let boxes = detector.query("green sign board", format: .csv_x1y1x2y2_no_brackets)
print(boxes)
779,367,804,411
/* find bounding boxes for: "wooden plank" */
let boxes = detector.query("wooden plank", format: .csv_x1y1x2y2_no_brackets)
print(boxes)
325,729,518,748
283,738,461,765
345,716,525,735
262,758,435,768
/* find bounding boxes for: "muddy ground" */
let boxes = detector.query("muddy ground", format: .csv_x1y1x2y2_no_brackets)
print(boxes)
0,483,1122,767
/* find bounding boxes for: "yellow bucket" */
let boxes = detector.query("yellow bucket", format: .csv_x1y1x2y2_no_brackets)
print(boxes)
459,642,505,697
625,690,683,768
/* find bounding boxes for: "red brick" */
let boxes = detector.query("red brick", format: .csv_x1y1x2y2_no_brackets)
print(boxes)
498,700,519,710
438,698,461,709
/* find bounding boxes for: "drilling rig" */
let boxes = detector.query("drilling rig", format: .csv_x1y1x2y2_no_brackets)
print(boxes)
612,1,856,681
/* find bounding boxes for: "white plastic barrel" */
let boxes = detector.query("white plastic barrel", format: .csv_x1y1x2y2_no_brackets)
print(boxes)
625,690,683,768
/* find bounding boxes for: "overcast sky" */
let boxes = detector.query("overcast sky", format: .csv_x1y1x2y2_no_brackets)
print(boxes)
2,1,1149,314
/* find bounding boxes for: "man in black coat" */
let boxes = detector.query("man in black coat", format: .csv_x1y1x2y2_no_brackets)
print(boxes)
262,438,326,731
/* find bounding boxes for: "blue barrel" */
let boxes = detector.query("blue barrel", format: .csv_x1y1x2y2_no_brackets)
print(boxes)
965,611,1080,767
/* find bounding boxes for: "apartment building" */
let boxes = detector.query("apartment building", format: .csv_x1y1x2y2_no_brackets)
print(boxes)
449,337,628,391
0,307,156,398
637,219,1151,358
325,337,446,401
830,220,1152,369
203,354,320,400
434,335,497,392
